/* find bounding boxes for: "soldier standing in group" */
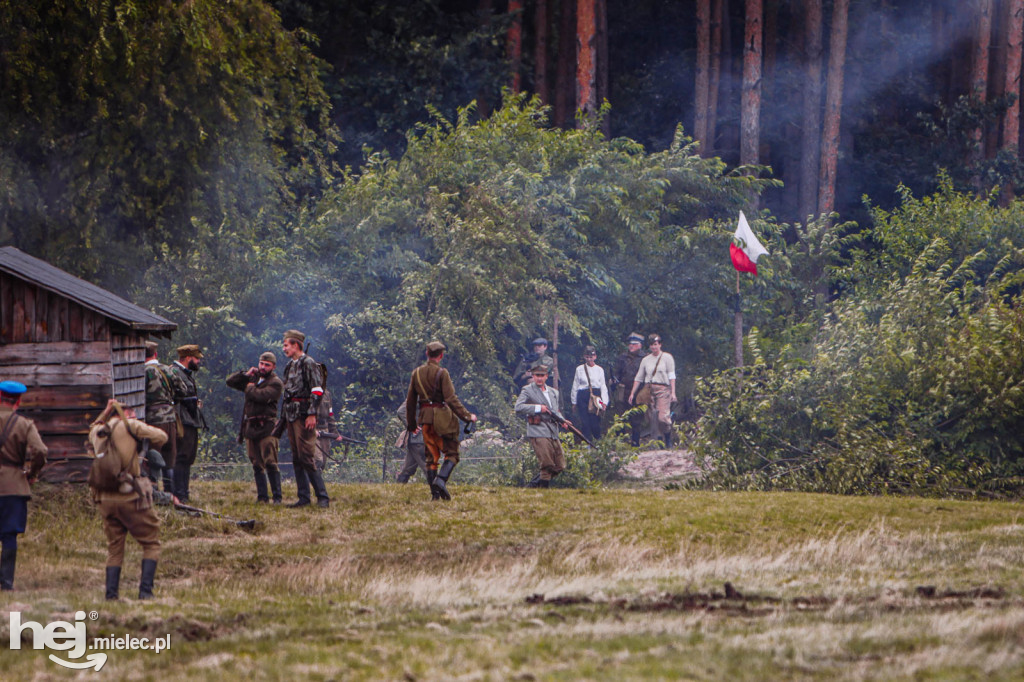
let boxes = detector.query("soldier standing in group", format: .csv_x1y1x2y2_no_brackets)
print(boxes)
405,341,477,500
611,332,648,446
88,399,168,600
143,341,180,494
226,352,284,504
515,364,571,488
512,337,555,389
170,344,206,503
279,330,330,508
314,378,341,472
0,381,47,591
394,399,427,484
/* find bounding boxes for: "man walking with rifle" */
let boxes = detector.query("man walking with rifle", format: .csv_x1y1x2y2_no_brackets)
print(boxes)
515,363,573,488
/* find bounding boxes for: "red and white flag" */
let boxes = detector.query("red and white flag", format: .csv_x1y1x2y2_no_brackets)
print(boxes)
729,211,769,275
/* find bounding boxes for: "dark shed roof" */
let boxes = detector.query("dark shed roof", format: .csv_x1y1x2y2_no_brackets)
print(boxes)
0,247,177,333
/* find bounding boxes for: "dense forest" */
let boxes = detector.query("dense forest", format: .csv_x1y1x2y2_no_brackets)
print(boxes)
3,0,1024,495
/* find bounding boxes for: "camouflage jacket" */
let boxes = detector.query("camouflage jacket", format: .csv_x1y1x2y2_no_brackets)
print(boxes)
144,360,179,425
281,353,324,422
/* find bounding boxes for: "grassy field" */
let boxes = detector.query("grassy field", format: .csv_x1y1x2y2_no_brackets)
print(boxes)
2,479,1024,680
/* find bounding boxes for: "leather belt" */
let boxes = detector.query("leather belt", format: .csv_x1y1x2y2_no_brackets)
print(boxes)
288,397,310,402
419,402,444,408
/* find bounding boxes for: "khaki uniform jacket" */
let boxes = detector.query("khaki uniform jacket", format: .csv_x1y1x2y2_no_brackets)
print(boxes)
0,407,47,497
89,416,168,504
406,361,472,436
515,383,566,439
226,370,283,440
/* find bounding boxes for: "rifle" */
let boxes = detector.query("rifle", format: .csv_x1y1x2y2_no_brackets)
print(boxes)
537,410,595,449
316,430,367,460
173,501,256,530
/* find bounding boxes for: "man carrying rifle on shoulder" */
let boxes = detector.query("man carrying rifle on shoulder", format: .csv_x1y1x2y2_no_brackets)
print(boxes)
514,362,572,488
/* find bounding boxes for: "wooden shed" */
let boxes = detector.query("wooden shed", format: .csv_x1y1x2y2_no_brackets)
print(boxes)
0,247,177,482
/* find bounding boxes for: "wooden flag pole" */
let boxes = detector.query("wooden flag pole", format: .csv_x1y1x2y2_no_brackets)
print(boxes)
734,269,744,367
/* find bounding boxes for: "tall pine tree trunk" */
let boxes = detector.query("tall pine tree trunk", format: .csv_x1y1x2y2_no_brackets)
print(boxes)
1003,0,1023,203
817,0,848,217
507,0,524,93
741,0,763,169
597,0,609,135
478,0,494,115
708,0,724,154
554,0,577,127
695,0,712,153
969,0,993,191
800,0,823,221
577,0,599,124
535,0,550,105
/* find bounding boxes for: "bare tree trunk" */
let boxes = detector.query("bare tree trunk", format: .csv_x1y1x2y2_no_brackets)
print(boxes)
708,0,724,154
479,0,494,116
1003,0,1023,203
799,0,823,222
695,0,712,153
741,0,763,168
597,0,609,135
577,0,599,124
554,0,577,127
817,0,849,217
535,0,550,105
507,0,524,93
969,0,993,191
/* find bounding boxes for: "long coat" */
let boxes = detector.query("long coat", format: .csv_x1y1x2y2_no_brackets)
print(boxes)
515,383,566,439
0,407,47,498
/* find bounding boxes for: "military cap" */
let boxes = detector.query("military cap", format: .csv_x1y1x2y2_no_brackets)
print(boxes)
530,362,550,375
176,344,203,359
583,345,597,356
283,329,305,344
144,340,159,355
532,337,548,346
426,341,446,353
259,351,277,365
0,380,27,395
627,332,644,344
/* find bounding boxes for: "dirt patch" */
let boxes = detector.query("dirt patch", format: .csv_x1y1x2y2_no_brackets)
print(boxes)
619,449,700,480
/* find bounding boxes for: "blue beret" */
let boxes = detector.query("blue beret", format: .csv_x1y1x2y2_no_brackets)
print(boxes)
0,381,27,395
532,337,548,346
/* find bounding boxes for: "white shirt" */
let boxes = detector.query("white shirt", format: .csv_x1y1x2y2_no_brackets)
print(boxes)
570,363,609,406
531,385,558,413
634,352,676,385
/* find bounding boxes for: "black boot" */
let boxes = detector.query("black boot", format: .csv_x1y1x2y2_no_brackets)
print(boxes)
309,468,330,508
139,559,157,600
431,460,456,501
426,469,439,500
254,468,269,503
105,566,121,600
396,473,410,483
525,473,543,488
162,468,175,494
267,469,282,504
0,545,16,591
664,430,674,448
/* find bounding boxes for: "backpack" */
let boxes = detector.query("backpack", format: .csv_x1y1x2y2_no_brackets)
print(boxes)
87,403,143,493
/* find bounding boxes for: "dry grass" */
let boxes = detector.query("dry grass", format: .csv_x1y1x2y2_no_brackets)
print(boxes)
2,481,1024,679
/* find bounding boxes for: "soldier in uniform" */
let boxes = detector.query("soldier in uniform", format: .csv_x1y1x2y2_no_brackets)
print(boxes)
280,330,330,508
143,341,180,494
170,344,206,503
611,332,648,446
394,399,427,484
405,341,477,500
314,382,341,472
88,400,168,600
512,337,555,389
0,381,47,591
226,352,284,504
515,364,571,488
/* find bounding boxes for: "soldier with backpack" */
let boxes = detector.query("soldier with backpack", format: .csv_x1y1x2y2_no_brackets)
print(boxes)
88,399,169,600
0,381,47,591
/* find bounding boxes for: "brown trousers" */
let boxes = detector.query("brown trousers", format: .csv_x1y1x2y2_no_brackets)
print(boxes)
286,419,319,473
246,435,280,472
647,384,673,439
529,437,566,481
150,422,177,468
422,424,460,468
98,498,160,566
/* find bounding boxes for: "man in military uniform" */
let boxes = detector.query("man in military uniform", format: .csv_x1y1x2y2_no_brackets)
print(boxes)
143,341,180,494
0,381,47,591
512,337,555,389
405,341,477,500
394,399,427,484
171,344,206,503
280,330,330,508
514,364,570,488
88,399,168,600
611,332,648,446
226,352,284,504
314,381,341,472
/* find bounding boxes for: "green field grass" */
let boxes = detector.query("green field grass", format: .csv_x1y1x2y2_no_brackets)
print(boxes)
2,480,1024,680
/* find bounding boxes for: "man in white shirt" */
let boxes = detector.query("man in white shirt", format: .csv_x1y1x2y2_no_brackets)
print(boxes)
514,364,571,488
570,345,608,442
628,334,677,447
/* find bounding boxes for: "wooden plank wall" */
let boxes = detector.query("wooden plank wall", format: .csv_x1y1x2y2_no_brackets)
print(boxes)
112,333,146,420
1,272,117,482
